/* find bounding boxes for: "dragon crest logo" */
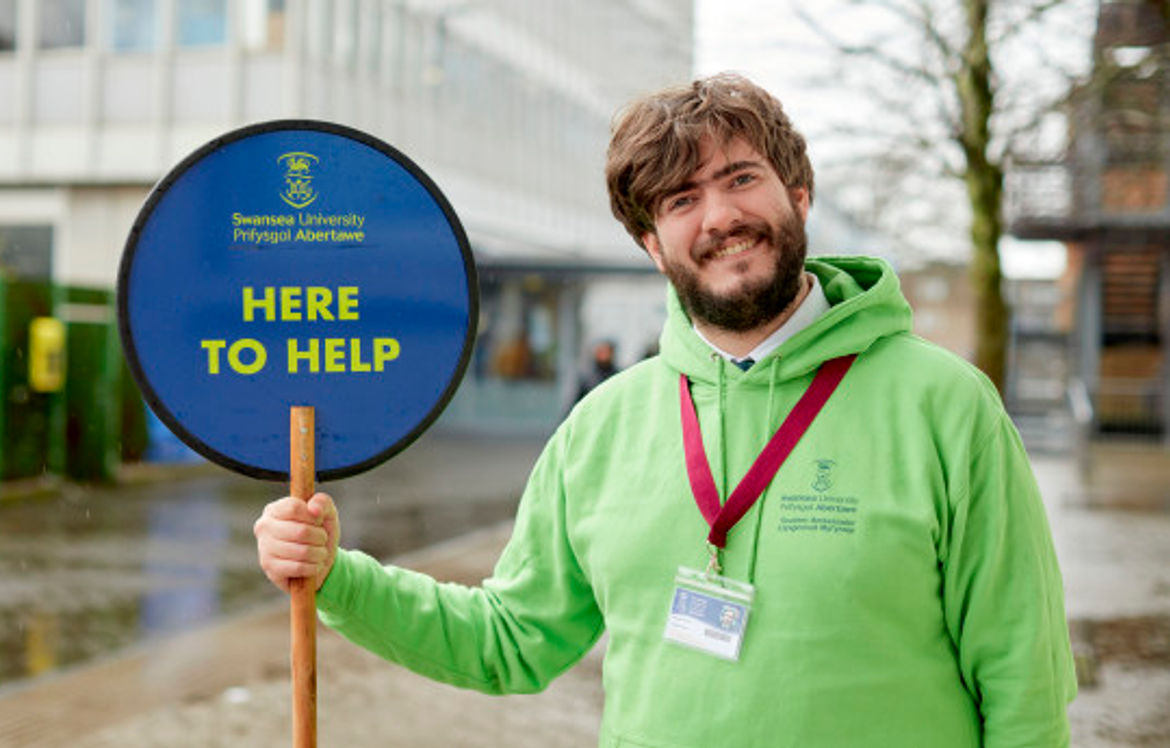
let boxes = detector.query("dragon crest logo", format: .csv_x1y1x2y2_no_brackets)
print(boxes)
812,459,835,493
278,151,319,209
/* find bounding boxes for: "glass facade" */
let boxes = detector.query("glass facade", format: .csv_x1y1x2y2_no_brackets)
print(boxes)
177,0,226,46
0,0,14,52
109,0,156,51
39,0,86,49
242,0,286,50
0,225,53,280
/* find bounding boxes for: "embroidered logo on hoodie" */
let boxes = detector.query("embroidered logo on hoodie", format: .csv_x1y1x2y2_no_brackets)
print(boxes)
777,459,859,535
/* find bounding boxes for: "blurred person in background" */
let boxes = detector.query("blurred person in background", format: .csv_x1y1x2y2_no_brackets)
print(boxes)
576,338,619,403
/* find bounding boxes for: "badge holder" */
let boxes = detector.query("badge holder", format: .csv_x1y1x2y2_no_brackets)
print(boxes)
663,564,755,661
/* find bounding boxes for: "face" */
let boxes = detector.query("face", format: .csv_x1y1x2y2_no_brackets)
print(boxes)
641,136,810,332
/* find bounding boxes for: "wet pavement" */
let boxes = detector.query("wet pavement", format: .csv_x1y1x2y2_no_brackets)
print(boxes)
0,431,1167,746
0,431,540,693
1031,442,1170,747
0,474,271,688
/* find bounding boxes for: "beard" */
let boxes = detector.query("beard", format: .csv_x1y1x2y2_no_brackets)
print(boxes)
661,211,808,333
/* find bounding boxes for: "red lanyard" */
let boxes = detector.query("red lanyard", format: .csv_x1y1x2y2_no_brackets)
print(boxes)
680,354,856,549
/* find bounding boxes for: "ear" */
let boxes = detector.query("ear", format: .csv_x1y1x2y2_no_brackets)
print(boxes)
642,232,667,273
791,187,811,222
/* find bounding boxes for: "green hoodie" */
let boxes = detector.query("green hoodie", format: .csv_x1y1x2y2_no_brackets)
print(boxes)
318,256,1076,747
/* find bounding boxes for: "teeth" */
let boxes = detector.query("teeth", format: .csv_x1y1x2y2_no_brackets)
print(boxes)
711,240,753,259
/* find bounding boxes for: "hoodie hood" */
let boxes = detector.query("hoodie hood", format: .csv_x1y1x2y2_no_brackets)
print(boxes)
658,255,913,386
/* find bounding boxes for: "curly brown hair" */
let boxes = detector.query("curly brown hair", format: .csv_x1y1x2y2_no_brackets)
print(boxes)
605,73,815,248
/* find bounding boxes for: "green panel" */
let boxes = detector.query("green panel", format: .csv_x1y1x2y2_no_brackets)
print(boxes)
62,287,120,483
45,285,67,476
0,280,4,479
0,280,56,480
120,356,148,463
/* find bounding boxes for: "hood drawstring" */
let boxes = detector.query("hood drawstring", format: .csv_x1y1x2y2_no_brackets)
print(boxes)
766,358,778,435
716,354,728,503
746,357,780,585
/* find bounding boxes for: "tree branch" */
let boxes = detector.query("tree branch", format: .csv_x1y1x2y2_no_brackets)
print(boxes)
791,3,945,88
790,1,966,137
866,0,961,62
987,0,1072,47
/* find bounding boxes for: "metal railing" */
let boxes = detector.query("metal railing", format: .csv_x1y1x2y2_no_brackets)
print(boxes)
1094,376,1165,435
1068,376,1095,465
1004,162,1076,227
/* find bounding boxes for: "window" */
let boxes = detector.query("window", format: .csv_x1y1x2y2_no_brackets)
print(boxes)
178,0,226,47
242,0,286,51
0,0,15,52
109,0,156,51
0,225,53,280
333,0,356,70
361,0,380,73
305,0,331,61
39,0,86,49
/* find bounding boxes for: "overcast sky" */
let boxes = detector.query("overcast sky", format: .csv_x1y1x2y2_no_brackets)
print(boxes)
693,1,901,137
693,1,1097,136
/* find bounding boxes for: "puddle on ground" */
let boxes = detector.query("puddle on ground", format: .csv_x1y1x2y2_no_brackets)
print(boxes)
0,473,518,689
1073,616,1170,667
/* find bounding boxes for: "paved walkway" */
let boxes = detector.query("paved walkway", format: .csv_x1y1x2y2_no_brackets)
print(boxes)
1,523,606,748
0,435,1168,747
1031,444,1170,747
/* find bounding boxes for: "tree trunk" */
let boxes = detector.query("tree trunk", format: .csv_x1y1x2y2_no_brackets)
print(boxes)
957,0,1009,394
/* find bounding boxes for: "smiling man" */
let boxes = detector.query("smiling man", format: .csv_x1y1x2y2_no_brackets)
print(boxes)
255,73,1077,747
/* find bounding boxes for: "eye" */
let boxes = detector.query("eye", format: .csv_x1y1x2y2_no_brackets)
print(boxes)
731,172,757,187
664,193,696,213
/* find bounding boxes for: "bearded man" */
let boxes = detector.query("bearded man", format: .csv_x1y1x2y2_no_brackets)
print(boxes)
255,73,1076,747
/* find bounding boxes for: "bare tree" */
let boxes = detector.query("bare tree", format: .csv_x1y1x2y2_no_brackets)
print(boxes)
789,0,1094,393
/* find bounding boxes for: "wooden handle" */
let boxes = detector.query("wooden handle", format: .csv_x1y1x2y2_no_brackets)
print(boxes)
290,406,317,748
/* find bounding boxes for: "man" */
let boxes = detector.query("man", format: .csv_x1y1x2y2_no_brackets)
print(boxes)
255,73,1076,746
576,339,619,402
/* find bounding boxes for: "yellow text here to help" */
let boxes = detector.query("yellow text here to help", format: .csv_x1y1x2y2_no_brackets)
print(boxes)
198,285,401,376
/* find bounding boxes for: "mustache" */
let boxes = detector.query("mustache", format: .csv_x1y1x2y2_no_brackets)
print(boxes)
692,223,774,262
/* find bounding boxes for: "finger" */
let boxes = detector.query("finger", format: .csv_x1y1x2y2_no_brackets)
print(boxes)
305,492,336,519
260,557,326,593
257,536,330,587
259,535,329,565
262,519,329,547
254,501,328,544
319,507,340,541
305,493,340,549
265,496,322,523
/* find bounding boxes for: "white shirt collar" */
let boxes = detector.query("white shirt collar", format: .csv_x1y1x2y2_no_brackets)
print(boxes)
695,273,830,366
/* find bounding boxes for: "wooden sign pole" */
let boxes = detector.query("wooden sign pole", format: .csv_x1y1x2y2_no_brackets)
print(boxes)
290,406,317,748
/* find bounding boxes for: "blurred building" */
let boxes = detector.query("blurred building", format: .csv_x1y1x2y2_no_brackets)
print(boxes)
0,0,692,466
805,198,979,364
1007,0,1169,442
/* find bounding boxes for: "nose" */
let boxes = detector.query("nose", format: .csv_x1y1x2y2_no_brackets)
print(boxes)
699,190,743,236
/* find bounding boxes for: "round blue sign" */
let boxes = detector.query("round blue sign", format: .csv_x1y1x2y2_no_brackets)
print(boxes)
118,121,477,481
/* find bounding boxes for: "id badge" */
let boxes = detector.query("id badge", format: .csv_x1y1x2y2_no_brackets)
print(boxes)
663,566,755,661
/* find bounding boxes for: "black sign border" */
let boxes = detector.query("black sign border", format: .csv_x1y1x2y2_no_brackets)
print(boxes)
117,119,479,482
